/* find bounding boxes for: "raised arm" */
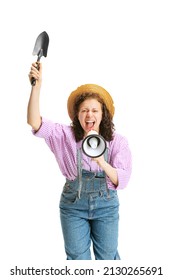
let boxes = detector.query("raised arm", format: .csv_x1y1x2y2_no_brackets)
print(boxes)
27,62,42,131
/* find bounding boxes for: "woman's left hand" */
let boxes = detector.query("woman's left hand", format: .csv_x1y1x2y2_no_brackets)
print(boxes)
92,156,118,186
92,155,105,168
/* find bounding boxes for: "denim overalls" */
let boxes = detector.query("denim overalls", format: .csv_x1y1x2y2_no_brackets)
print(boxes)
59,147,120,260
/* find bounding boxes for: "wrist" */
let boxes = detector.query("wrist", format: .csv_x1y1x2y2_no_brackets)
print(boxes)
31,84,41,94
99,159,108,170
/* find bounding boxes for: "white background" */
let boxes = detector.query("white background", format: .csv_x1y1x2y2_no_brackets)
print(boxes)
0,0,173,279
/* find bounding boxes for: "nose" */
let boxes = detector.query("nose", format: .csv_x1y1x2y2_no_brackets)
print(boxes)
86,110,93,117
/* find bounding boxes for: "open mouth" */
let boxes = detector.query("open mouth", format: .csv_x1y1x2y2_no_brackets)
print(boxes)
85,121,95,130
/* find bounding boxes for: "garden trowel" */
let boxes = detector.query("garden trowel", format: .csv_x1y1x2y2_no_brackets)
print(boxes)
31,31,49,86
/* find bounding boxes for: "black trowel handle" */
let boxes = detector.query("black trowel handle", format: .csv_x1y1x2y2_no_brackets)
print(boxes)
31,61,40,86
31,78,36,86
31,49,43,86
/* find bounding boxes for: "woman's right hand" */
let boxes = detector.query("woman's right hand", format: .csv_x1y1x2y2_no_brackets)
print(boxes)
27,62,42,130
28,62,42,87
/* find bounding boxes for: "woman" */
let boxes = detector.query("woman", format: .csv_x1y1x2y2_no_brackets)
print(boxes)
27,62,132,260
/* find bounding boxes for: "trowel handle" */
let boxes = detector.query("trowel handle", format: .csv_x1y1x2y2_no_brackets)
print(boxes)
31,77,37,86
31,61,40,86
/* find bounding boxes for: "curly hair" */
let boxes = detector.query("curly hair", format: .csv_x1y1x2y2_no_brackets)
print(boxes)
71,92,115,142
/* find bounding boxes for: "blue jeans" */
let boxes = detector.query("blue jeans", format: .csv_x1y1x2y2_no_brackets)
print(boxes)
59,170,120,260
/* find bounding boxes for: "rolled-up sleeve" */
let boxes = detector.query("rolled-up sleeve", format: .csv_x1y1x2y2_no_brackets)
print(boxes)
109,135,132,190
32,117,54,139
31,117,78,180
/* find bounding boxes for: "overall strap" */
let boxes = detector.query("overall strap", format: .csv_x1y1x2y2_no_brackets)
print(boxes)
104,147,108,162
77,148,83,198
103,148,110,197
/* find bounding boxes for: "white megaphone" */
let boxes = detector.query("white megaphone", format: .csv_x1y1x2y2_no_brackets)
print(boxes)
82,130,106,158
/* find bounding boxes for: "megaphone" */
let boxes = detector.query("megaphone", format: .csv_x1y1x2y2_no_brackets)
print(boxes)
82,131,106,158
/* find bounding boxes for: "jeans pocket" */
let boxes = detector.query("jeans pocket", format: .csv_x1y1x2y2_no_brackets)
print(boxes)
60,183,78,204
102,189,119,203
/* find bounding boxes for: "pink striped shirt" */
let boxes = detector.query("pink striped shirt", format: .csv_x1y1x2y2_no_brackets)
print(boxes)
32,117,132,190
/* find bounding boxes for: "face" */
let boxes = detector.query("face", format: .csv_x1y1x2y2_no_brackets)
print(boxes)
78,98,103,136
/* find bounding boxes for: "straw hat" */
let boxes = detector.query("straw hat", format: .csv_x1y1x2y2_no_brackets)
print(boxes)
67,84,115,120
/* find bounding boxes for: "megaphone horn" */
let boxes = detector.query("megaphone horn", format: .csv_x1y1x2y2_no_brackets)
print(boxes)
82,132,106,158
